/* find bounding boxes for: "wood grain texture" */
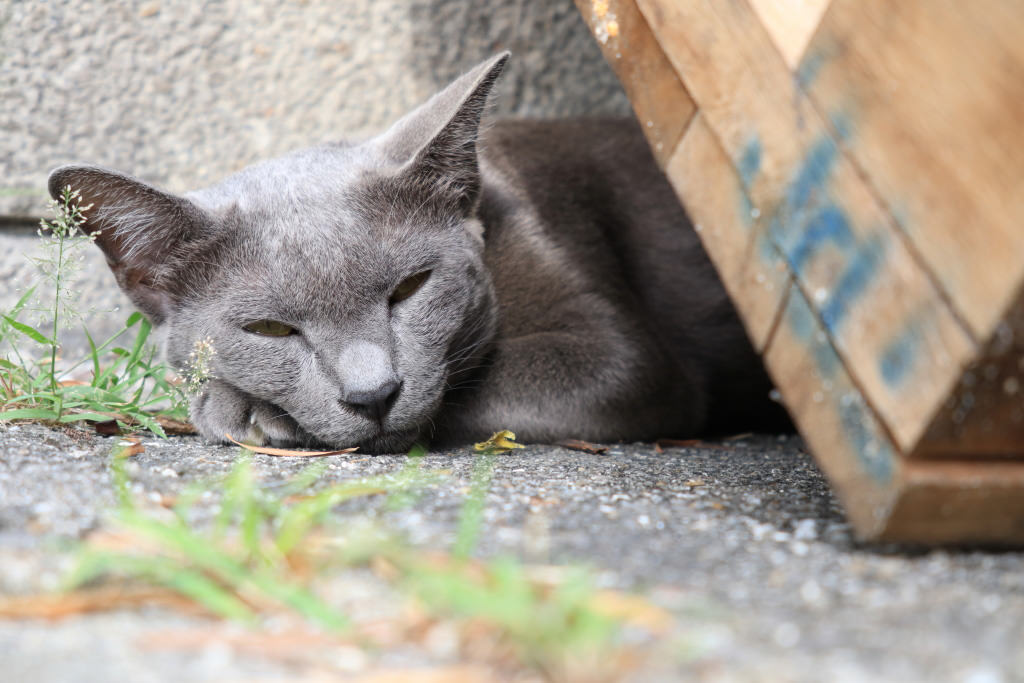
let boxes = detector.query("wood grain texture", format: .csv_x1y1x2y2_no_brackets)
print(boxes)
636,0,976,452
665,113,788,351
573,0,696,166
747,0,831,68
882,459,1024,544
801,0,1024,339
763,285,901,538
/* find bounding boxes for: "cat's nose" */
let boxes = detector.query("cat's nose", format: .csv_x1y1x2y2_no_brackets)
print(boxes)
342,379,401,423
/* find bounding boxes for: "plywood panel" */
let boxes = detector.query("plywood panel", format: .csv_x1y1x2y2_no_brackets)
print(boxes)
665,113,788,351
882,460,1024,544
764,286,900,538
636,0,976,453
801,0,1024,339
574,0,696,166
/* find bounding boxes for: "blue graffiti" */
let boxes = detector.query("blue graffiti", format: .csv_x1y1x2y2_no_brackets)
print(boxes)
739,137,762,189
795,50,826,91
820,234,886,333
770,133,889,335
786,205,854,271
784,293,894,484
784,135,838,217
879,325,920,388
768,124,904,484
838,394,895,483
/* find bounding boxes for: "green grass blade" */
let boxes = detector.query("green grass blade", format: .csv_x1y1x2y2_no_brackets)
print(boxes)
1,315,55,346
0,407,60,421
453,452,495,559
57,411,116,423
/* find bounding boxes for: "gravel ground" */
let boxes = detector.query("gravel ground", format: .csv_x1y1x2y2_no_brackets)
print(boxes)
2,422,1022,682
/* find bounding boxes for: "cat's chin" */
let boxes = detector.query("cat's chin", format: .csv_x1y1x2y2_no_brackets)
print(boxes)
306,425,422,455
353,427,422,455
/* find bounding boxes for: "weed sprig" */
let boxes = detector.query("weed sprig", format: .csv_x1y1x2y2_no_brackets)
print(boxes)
67,447,627,676
0,186,187,433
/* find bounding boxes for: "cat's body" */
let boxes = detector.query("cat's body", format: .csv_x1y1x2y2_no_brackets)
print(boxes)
49,54,787,453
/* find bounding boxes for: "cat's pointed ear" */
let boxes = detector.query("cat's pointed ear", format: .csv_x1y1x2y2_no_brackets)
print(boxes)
376,52,509,213
47,165,211,323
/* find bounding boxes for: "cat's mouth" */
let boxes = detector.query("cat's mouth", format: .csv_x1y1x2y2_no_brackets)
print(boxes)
352,425,422,455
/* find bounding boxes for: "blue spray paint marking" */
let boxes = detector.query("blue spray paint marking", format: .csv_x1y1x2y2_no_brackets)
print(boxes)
736,137,763,229
785,293,894,484
784,135,839,218
828,110,854,144
738,138,762,190
786,290,816,340
820,235,887,334
795,50,826,91
769,125,902,484
879,324,921,388
839,395,895,483
769,130,889,335
786,205,854,272
785,293,841,385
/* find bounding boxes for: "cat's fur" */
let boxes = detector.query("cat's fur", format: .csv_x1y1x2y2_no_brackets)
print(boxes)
48,53,788,453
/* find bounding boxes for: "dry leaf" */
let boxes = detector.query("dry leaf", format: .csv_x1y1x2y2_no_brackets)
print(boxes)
155,416,198,435
94,419,122,436
589,590,674,634
723,432,753,441
225,434,358,457
0,586,203,620
655,438,703,448
114,436,144,458
556,439,608,454
473,430,525,454
137,627,355,655
351,668,501,683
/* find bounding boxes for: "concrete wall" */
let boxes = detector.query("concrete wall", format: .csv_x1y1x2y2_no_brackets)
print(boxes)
0,0,627,356
0,0,628,218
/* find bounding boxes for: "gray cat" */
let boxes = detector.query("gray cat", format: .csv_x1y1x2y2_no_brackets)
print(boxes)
48,53,787,453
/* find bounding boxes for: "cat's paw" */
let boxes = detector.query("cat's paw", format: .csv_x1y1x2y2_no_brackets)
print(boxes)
190,380,309,447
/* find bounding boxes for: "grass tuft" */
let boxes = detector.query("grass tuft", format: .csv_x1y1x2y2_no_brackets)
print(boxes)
61,445,647,678
0,186,188,433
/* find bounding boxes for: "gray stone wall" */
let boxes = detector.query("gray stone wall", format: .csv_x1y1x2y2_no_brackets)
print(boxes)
0,0,625,355
1,0,628,218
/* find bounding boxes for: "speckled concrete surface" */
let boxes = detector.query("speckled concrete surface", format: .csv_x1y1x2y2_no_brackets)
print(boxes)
0,0,629,217
1,422,1022,682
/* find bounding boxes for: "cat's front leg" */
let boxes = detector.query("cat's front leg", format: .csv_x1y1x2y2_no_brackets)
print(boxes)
190,379,310,447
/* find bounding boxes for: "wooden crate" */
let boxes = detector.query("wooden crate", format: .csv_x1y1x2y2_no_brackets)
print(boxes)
575,0,1024,544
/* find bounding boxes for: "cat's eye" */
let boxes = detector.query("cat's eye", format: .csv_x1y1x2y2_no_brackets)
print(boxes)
243,320,297,337
390,270,431,305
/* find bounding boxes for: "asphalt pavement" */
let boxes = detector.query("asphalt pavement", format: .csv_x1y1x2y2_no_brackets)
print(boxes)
1,422,1022,682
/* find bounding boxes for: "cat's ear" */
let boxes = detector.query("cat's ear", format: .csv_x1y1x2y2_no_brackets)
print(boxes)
375,52,509,213
47,165,211,323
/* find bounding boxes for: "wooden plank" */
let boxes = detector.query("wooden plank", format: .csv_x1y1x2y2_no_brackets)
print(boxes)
746,0,831,69
764,285,901,538
915,292,1024,459
768,289,1024,543
634,0,809,211
573,0,696,166
800,0,1024,339
665,113,787,351
636,0,976,453
881,460,1024,545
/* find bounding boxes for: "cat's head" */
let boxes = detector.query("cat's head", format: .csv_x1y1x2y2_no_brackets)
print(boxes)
47,53,509,452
